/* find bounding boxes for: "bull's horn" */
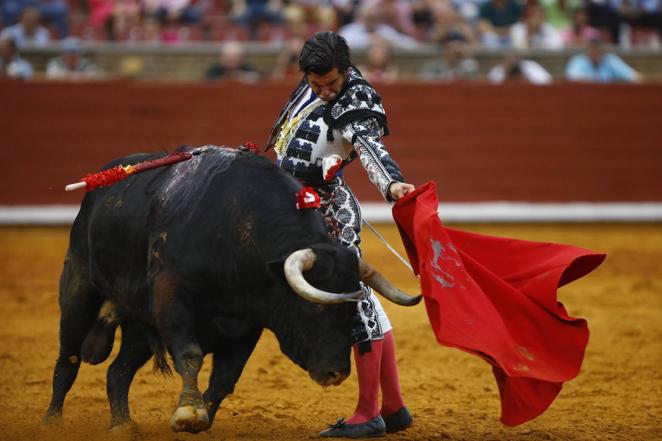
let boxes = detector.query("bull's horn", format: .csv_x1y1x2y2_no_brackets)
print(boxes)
284,249,362,304
359,258,422,306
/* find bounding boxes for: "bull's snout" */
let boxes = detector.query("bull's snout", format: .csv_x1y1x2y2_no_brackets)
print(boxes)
309,369,348,387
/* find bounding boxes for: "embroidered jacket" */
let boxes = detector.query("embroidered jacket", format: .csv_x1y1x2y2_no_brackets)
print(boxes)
265,67,404,201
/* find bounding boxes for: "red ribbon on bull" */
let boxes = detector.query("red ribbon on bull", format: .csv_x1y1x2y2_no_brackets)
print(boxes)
295,187,321,210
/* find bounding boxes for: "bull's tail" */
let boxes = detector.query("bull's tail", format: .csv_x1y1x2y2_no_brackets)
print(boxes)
145,330,172,377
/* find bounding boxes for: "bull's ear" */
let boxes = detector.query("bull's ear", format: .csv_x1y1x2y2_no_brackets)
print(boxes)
266,259,287,283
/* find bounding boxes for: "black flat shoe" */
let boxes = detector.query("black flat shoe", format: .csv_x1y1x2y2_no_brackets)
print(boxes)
319,416,386,438
382,407,413,433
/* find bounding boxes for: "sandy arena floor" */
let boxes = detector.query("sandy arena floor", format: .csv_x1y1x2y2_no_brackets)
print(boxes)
0,224,660,441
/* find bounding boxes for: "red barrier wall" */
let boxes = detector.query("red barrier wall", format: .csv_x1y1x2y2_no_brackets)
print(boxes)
2,81,661,205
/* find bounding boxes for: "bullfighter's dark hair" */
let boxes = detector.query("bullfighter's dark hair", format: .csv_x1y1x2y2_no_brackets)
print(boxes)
299,31,351,75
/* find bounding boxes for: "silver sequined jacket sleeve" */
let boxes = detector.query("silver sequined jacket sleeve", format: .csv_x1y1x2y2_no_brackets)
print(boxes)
341,117,405,202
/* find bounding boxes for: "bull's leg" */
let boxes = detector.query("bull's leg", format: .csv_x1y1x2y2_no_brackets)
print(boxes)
153,277,209,433
107,320,153,429
166,335,208,433
203,327,262,424
44,251,100,422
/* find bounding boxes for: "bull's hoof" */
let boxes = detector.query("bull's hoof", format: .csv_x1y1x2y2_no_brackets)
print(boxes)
42,412,62,426
170,405,210,433
108,421,141,440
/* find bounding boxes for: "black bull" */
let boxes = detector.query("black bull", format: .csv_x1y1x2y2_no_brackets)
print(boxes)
44,146,420,433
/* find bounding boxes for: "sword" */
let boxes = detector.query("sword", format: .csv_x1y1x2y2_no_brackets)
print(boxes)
363,219,413,272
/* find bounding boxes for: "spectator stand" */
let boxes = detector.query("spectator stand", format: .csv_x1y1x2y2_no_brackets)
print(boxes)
1,0,661,80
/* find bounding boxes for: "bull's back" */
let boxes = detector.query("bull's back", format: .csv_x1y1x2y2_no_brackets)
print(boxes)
75,148,259,291
72,147,325,300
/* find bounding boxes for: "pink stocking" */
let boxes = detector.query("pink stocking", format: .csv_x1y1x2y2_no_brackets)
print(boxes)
379,331,405,416
345,339,383,424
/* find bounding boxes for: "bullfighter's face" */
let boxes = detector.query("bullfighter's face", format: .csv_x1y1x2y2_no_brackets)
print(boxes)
306,68,347,102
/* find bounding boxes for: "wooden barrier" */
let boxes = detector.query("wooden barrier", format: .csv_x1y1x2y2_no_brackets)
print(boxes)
21,45,662,81
2,80,661,205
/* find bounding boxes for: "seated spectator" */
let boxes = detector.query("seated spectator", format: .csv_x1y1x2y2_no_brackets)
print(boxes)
562,7,601,47
510,3,564,50
0,5,50,48
488,52,553,84
332,0,361,28
158,14,187,43
46,37,102,80
376,0,418,39
0,0,24,26
452,0,486,24
358,37,399,83
478,0,523,48
283,0,337,36
427,0,479,45
538,0,582,30
132,14,165,43
339,2,419,49
565,35,642,82
410,0,435,37
0,36,33,79
205,41,261,83
619,0,662,47
586,0,621,43
142,0,204,25
419,31,479,81
0,1,69,38
271,36,304,81
132,12,191,44
88,0,141,41
231,0,284,40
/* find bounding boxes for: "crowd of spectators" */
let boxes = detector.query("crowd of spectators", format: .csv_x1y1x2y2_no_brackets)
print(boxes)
0,0,658,82
2,0,660,46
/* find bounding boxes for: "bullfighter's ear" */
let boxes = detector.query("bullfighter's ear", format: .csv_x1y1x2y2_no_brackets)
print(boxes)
266,259,286,283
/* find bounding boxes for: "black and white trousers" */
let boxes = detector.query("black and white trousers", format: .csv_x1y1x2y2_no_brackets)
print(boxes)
315,176,392,346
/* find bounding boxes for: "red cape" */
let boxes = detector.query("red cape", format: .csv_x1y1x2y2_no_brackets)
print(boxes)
392,181,605,426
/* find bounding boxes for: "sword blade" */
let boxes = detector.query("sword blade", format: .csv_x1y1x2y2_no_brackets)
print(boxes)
363,219,413,272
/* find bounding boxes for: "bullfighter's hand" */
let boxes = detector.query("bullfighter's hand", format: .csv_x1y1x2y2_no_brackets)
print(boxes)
389,182,415,201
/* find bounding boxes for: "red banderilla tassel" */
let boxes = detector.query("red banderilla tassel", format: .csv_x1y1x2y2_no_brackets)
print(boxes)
65,151,193,192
